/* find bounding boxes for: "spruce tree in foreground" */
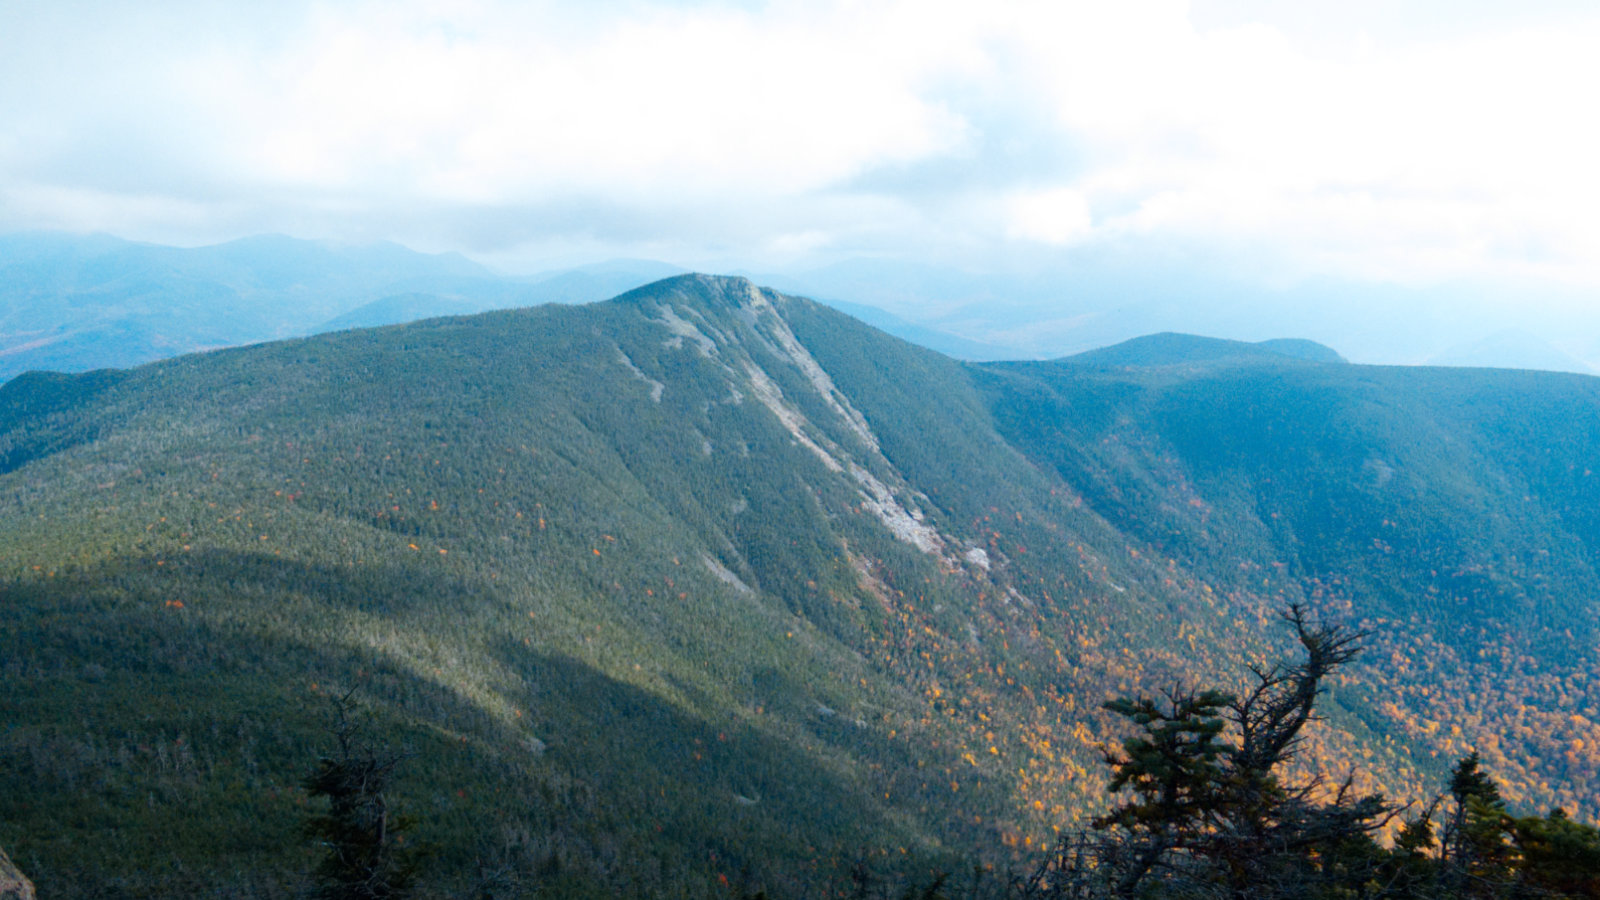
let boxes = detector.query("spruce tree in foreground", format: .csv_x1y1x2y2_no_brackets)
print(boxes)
1090,603,1394,897
1014,604,1600,899
303,692,419,900
1014,604,1392,897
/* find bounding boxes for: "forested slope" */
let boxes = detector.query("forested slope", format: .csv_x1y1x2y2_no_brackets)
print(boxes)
2,275,1598,897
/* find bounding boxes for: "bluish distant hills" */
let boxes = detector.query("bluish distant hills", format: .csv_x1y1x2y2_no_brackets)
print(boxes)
0,234,1011,384
0,232,519,381
1427,328,1596,374
11,232,1598,385
1062,332,1346,367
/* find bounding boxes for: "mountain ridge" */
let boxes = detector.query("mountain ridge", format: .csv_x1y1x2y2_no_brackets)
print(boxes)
4,274,1600,897
1063,331,1347,367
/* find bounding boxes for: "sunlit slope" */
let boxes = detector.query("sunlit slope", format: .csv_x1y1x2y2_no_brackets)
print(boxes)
3,275,1600,897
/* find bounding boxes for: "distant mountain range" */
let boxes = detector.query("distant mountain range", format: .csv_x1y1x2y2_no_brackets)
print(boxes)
1426,329,1597,374
0,234,1007,383
761,254,1600,371
0,232,513,381
1061,332,1347,367
8,233,1597,388
4,274,1600,896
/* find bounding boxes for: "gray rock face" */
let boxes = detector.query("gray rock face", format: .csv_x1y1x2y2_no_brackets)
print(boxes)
0,845,35,900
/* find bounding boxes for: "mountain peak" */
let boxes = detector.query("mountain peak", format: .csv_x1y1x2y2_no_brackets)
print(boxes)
1065,332,1345,367
613,273,767,309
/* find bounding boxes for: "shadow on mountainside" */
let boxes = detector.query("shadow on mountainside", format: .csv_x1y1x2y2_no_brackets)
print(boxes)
0,548,957,898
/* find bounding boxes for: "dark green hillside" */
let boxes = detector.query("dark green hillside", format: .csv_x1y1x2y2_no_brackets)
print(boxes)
0,277,1064,896
970,356,1600,810
3,275,1600,897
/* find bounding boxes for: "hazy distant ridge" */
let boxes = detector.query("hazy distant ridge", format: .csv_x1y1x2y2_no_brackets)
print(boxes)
1063,331,1347,367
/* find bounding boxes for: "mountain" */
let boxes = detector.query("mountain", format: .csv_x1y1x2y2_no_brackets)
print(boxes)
0,238,709,385
520,258,689,305
1255,337,1347,362
317,260,696,335
0,232,532,384
775,253,1600,368
743,269,1031,361
0,233,1038,389
800,295,1028,361
1427,328,1597,375
1063,332,1347,367
3,275,1600,897
319,292,499,332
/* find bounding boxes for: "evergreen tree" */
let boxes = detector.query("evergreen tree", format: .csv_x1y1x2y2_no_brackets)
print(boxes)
1510,808,1600,898
1074,605,1396,898
303,693,419,900
1092,688,1231,894
1440,751,1516,897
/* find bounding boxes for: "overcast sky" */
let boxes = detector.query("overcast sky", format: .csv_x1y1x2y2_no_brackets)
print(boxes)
5,0,1600,294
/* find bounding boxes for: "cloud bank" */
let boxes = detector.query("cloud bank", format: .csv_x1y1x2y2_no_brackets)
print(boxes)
5,0,1600,289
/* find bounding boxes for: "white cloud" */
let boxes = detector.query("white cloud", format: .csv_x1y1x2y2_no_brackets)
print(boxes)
1007,2,1600,285
5,0,1600,284
1006,187,1092,245
179,0,978,200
